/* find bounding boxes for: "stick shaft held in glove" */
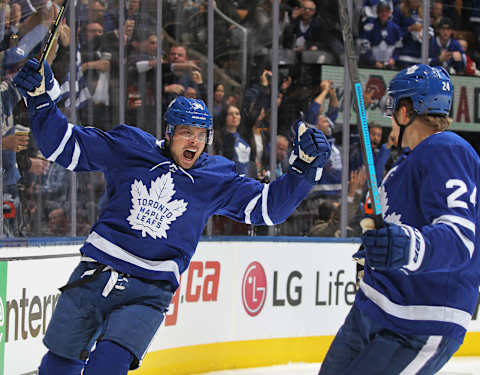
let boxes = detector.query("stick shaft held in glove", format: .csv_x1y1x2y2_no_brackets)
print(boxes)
38,0,70,67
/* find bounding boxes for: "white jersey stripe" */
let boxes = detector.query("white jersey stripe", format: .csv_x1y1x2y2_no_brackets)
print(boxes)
432,215,475,257
66,140,81,171
360,279,471,330
244,194,261,225
433,214,475,233
399,336,442,375
261,184,274,226
47,122,74,162
86,231,180,283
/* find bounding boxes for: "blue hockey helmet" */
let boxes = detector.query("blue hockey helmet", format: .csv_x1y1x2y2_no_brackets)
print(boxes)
385,64,452,118
165,96,214,144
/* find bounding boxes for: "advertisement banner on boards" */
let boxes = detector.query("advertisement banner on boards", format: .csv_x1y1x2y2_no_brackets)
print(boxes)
322,65,480,132
1,242,479,374
3,255,78,375
151,241,359,351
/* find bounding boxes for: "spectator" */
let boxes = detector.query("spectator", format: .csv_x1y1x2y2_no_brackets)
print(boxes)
0,5,51,75
369,123,382,151
315,1,345,64
430,0,445,30
242,68,271,131
265,134,290,178
101,17,136,124
216,104,251,176
213,83,227,118
249,107,270,181
282,0,326,53
362,0,396,21
88,0,105,24
393,0,428,68
0,2,22,52
457,34,480,76
368,123,391,182
304,80,342,199
126,0,155,29
47,206,68,236
359,1,402,69
1,77,26,236
161,44,205,110
462,0,480,46
247,0,292,68
309,168,367,238
440,0,462,29
429,17,466,74
126,27,159,133
78,20,111,130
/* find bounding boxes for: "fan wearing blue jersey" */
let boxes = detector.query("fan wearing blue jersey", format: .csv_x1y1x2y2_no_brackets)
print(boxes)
13,58,331,375
319,64,480,375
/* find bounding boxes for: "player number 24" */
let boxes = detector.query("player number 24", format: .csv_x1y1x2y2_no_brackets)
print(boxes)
442,82,451,91
446,179,477,209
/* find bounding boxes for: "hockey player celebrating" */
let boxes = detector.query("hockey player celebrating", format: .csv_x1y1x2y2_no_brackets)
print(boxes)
319,64,480,374
13,58,331,375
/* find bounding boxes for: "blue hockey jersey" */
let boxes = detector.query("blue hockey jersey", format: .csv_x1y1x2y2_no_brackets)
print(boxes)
27,94,314,289
355,131,480,343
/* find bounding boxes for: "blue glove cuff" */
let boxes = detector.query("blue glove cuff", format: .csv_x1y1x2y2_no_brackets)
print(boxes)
289,155,323,184
26,93,54,116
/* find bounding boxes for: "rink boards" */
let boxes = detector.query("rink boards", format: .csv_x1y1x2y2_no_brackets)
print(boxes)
0,238,479,375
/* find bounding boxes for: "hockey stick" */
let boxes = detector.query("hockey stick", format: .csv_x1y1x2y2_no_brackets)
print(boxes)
337,0,382,219
38,0,70,67
28,0,70,95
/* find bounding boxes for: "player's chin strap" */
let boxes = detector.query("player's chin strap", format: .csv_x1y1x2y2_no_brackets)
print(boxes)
393,112,416,151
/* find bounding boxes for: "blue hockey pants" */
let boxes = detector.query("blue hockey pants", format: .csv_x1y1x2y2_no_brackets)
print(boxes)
319,305,461,375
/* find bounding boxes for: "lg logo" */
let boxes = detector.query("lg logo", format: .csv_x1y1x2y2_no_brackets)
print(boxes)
241,262,267,317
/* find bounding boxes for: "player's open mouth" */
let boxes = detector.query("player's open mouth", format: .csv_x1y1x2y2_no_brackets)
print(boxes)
183,150,195,160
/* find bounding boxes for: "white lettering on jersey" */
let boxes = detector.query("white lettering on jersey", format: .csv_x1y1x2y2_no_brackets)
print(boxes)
446,179,468,209
127,172,188,239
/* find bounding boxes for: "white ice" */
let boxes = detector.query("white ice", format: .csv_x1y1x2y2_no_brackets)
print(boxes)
201,357,480,375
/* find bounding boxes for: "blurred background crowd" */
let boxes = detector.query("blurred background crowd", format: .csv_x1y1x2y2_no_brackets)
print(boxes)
1,0,479,240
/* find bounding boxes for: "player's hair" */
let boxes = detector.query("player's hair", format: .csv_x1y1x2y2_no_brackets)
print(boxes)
397,98,452,131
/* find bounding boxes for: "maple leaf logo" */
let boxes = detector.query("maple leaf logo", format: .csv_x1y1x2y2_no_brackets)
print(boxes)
127,172,188,239
235,142,251,163
380,166,403,225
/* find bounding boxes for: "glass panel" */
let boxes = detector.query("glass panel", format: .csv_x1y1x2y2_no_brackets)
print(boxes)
0,0,74,237
277,1,347,237
3,1,480,241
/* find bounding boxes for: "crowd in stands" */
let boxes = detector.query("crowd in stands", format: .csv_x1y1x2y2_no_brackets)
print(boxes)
1,0,479,238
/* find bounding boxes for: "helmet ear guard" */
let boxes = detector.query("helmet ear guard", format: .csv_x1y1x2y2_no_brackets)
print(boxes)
164,96,214,144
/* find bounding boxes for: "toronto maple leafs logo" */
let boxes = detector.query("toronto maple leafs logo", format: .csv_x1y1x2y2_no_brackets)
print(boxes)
379,166,403,225
191,101,204,111
235,142,250,163
127,172,188,239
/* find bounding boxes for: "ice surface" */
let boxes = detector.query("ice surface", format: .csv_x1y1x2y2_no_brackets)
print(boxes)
201,357,480,375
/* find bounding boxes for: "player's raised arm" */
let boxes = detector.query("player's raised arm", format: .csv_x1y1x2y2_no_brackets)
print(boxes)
13,58,136,172
215,120,331,226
